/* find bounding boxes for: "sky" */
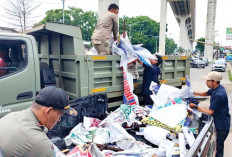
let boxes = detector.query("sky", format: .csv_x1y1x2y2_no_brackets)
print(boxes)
0,0,232,47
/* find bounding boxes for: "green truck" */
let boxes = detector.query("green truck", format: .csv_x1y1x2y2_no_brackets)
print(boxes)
0,22,216,156
0,22,191,116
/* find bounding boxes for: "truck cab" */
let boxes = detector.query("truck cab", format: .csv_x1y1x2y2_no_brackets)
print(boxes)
0,33,40,116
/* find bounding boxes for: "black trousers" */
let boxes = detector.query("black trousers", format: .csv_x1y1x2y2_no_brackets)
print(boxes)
143,95,154,105
216,129,229,157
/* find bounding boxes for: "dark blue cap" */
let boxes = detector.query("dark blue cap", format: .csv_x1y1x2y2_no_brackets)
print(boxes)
35,86,77,117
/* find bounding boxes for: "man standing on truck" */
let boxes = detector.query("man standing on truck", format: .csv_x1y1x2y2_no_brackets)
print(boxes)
189,71,230,157
137,54,162,105
91,3,119,55
0,86,78,157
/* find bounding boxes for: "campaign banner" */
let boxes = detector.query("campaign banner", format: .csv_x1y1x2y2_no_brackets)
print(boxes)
122,67,137,106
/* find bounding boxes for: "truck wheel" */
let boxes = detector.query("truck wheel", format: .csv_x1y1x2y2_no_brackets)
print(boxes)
40,62,56,88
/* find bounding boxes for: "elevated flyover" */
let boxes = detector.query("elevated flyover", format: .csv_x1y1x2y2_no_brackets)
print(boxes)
159,0,196,55
169,0,196,44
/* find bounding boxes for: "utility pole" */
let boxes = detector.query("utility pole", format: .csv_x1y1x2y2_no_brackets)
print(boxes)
145,35,159,53
129,25,132,41
62,0,65,23
156,37,158,53
204,0,217,62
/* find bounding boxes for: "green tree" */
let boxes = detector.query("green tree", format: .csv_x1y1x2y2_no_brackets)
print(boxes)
35,7,97,41
39,9,72,24
195,37,205,53
177,47,185,54
119,16,160,53
165,38,177,55
69,7,97,41
119,16,176,54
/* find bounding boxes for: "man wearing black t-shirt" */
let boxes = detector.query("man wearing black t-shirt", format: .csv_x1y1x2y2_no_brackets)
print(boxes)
189,71,231,157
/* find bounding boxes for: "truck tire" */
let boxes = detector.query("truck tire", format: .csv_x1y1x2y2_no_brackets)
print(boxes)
40,62,56,88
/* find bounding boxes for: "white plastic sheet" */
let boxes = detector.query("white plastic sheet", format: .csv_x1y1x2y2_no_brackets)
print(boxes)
64,123,110,146
149,103,187,128
144,126,169,146
107,120,136,143
111,42,131,67
98,108,136,143
83,117,102,131
66,143,104,157
151,84,181,108
180,86,194,98
99,108,125,127
85,47,98,55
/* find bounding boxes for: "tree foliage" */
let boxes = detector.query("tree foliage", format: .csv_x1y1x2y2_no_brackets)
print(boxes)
119,16,176,54
177,47,185,54
36,7,97,41
37,10,177,53
165,38,177,54
195,37,205,53
119,16,160,53
3,0,40,31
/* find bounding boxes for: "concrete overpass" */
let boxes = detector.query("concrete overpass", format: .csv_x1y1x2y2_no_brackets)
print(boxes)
159,0,196,55
160,0,217,60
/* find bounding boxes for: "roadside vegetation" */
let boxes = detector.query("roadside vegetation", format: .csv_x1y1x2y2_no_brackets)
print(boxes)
228,69,232,81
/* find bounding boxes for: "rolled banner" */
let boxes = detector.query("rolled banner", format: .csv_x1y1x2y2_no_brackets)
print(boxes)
182,127,195,147
178,133,187,157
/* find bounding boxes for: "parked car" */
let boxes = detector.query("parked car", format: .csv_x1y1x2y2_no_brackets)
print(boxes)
218,58,227,67
212,60,226,72
200,58,208,66
191,58,206,68
192,55,200,59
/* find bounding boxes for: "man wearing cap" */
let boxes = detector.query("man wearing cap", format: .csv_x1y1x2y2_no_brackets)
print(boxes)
0,86,77,157
138,54,163,105
189,71,230,157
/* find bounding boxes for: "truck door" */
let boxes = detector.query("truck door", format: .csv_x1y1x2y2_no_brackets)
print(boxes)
0,36,37,117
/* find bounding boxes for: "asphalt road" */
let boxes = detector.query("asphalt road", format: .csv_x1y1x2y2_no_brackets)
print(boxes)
189,63,232,157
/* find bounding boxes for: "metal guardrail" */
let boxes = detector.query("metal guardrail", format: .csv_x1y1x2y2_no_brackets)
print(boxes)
186,115,214,157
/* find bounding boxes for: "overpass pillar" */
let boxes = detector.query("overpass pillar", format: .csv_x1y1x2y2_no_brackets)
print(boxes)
204,0,217,62
98,0,119,18
177,15,191,53
159,0,167,55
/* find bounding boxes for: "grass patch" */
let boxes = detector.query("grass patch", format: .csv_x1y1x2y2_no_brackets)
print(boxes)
228,70,232,82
